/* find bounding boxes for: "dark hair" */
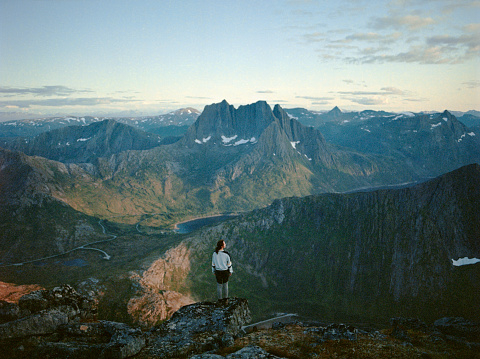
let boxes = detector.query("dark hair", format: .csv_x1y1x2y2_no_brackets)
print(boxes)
215,240,225,254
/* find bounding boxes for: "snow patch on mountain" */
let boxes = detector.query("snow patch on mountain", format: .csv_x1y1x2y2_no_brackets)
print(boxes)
290,141,300,149
452,257,480,266
195,136,212,144
222,135,238,144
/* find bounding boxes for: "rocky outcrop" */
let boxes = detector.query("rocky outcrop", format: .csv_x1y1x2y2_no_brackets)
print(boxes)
140,298,251,358
127,243,196,328
0,285,96,339
0,285,147,359
434,317,480,342
2,285,480,359
0,285,144,358
0,285,253,359
190,345,286,358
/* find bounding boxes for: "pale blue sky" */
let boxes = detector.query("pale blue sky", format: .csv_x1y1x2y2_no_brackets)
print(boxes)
0,0,479,120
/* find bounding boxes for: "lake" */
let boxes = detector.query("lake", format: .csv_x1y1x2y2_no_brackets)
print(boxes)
175,214,236,234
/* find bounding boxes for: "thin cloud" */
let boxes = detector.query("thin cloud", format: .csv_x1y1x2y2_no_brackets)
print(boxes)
462,80,480,89
302,32,326,43
296,95,334,101
370,14,435,31
345,43,474,65
345,32,382,41
349,97,388,106
0,97,139,109
185,96,212,100
338,88,405,96
257,90,275,94
0,86,92,97
338,87,411,106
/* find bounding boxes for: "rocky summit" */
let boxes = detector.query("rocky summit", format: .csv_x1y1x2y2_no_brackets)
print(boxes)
1,286,480,358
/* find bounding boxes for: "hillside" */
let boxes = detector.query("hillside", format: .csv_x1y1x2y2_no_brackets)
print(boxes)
0,149,108,263
141,164,480,324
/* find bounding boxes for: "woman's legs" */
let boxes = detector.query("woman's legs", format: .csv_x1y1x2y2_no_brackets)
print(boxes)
216,281,229,299
215,270,230,299
217,282,228,299
217,283,223,299
222,282,228,298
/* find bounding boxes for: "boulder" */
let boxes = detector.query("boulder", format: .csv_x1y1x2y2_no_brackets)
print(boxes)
0,300,24,324
225,345,285,358
142,298,251,358
18,284,95,318
0,285,145,359
0,306,76,339
390,317,429,342
434,317,480,342
304,323,357,342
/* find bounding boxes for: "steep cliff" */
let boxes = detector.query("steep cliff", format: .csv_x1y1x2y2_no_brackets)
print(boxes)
176,164,480,322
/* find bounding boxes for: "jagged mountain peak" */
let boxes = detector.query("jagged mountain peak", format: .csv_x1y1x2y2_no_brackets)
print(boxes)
329,106,342,116
440,109,454,119
182,100,278,147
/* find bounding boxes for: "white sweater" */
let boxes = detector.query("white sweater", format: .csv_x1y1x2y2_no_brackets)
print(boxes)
212,250,233,273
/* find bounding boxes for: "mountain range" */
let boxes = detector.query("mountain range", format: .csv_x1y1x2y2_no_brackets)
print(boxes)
0,107,200,139
0,100,479,326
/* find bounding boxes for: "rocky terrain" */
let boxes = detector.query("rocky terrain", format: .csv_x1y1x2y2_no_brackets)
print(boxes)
1,286,479,359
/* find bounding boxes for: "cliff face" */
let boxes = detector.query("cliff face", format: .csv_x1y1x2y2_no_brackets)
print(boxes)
177,164,480,322
127,244,195,328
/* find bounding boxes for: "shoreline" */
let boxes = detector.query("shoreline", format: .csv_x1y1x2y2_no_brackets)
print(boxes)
173,213,238,232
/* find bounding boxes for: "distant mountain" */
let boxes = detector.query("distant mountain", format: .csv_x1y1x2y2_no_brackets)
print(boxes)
457,113,480,129
317,110,480,178
0,108,200,138
127,108,199,133
0,119,163,163
161,164,480,323
284,106,399,127
0,101,418,230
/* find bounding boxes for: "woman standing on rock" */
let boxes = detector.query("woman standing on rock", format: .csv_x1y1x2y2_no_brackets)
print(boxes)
212,240,233,300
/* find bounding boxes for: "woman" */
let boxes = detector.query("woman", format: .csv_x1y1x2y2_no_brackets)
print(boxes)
212,240,233,300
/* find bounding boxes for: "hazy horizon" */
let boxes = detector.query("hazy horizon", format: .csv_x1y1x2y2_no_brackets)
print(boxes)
1,0,479,120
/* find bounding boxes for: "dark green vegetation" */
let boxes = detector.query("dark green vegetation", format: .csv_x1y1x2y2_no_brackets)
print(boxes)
184,164,480,323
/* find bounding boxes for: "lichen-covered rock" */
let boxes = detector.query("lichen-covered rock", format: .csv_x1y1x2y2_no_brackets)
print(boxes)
225,345,285,358
304,323,357,342
0,285,144,359
434,317,480,342
141,298,251,358
1,320,145,359
189,345,286,359
18,284,96,319
0,306,76,339
0,300,24,324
